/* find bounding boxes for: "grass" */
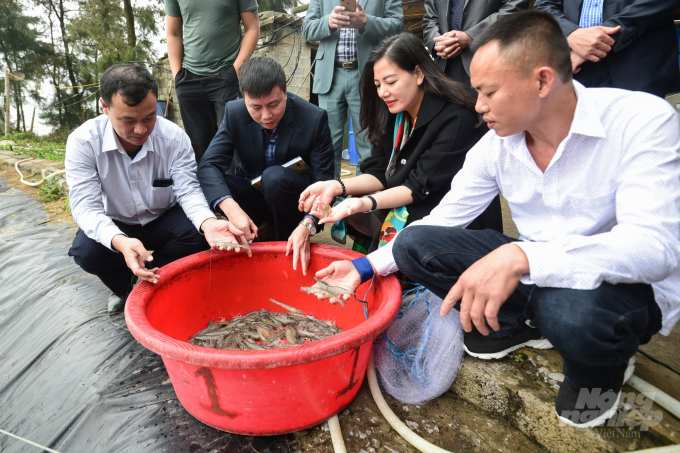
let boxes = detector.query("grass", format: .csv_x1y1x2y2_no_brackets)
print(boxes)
0,131,68,162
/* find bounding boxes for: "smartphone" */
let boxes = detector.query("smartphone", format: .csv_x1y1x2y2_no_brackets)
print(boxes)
340,0,356,13
152,178,173,188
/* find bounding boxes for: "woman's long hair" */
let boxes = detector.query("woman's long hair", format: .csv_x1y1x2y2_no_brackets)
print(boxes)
359,32,479,148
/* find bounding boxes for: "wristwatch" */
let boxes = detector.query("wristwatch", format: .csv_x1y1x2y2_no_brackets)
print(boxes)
299,218,317,236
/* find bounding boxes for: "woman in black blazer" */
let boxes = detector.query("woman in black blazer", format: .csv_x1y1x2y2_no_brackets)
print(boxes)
296,32,502,256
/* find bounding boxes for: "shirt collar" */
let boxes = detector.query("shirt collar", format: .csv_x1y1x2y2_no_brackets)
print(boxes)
569,81,607,139
102,116,154,157
498,81,607,147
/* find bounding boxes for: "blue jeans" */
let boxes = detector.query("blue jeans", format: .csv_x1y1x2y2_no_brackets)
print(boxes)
392,226,662,388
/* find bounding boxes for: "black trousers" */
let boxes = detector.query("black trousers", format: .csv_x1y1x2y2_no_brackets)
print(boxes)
392,226,662,388
223,166,312,241
68,205,210,297
444,56,474,94
174,65,240,163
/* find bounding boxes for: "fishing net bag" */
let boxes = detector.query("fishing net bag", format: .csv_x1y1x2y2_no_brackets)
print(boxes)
373,286,465,405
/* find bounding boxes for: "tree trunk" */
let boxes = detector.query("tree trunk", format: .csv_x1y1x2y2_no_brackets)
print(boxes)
123,0,136,49
49,0,83,119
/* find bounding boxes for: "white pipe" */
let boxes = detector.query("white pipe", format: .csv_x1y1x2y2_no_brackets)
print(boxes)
0,428,62,453
367,349,453,453
14,157,66,187
327,415,347,453
627,375,680,421
634,445,680,453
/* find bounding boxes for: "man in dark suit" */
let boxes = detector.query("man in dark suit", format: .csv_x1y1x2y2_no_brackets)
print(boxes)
197,57,334,257
535,0,680,97
422,0,529,85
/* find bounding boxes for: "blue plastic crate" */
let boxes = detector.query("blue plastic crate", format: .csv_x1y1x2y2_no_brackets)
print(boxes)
348,119,359,166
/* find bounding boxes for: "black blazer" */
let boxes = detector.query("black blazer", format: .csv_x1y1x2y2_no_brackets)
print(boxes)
534,0,680,97
360,92,488,224
198,93,335,207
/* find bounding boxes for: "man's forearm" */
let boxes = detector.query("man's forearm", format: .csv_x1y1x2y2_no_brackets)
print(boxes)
167,35,184,78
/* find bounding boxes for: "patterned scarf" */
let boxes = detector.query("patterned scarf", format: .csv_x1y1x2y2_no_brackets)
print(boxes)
385,111,417,180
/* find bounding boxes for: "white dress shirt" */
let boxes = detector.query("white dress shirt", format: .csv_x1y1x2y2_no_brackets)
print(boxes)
65,114,215,251
370,82,680,335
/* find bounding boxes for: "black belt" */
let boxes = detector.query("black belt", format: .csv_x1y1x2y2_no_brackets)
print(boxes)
335,60,358,69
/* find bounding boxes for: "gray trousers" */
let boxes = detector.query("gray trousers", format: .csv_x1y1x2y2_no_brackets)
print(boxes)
318,66,372,178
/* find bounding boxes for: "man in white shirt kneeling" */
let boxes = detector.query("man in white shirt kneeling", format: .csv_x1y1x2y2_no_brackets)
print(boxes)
65,64,247,315
315,11,680,428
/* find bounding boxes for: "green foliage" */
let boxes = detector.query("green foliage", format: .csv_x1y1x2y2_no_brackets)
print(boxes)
259,0,300,13
37,177,65,202
513,353,524,363
0,131,66,161
62,196,70,213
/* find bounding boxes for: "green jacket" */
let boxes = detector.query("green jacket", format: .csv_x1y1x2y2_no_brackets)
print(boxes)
302,0,404,95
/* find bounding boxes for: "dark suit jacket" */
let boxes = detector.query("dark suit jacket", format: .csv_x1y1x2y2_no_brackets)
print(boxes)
534,0,680,97
360,92,489,224
197,93,335,207
423,0,530,73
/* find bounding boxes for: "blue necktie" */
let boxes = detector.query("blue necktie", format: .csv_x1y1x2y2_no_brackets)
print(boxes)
449,0,465,32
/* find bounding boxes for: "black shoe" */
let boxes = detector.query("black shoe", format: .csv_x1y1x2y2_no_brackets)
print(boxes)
463,323,553,359
555,357,635,428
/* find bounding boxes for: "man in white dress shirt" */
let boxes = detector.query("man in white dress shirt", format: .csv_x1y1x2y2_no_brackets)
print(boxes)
312,12,680,428
66,64,247,315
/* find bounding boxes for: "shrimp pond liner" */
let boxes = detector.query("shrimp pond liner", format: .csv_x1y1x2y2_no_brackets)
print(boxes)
0,175,298,453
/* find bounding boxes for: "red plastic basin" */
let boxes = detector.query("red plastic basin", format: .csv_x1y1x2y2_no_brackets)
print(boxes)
125,243,401,435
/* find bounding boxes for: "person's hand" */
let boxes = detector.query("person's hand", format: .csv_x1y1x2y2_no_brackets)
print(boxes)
567,25,621,63
315,260,363,300
201,218,251,257
571,51,587,74
434,31,471,59
172,69,179,81
298,180,343,213
218,198,258,242
286,223,312,275
313,197,370,225
346,2,367,29
111,235,161,284
440,244,529,335
328,5,350,29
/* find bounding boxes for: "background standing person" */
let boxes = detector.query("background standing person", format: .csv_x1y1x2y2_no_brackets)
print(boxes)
302,0,403,177
534,0,680,97
423,0,529,86
166,0,260,162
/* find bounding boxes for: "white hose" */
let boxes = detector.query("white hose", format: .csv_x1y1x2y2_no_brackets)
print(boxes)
627,375,680,420
14,157,66,187
0,427,62,453
367,349,453,453
327,415,347,453
633,445,680,453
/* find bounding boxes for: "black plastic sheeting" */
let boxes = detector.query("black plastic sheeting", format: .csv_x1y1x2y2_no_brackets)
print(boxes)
0,176,299,453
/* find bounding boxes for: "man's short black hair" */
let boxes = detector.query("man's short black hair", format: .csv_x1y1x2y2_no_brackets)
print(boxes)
471,11,572,82
238,57,287,98
100,63,159,107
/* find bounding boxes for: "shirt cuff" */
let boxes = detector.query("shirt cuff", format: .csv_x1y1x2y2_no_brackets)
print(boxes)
367,239,399,276
212,194,232,211
513,241,577,289
101,225,127,252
